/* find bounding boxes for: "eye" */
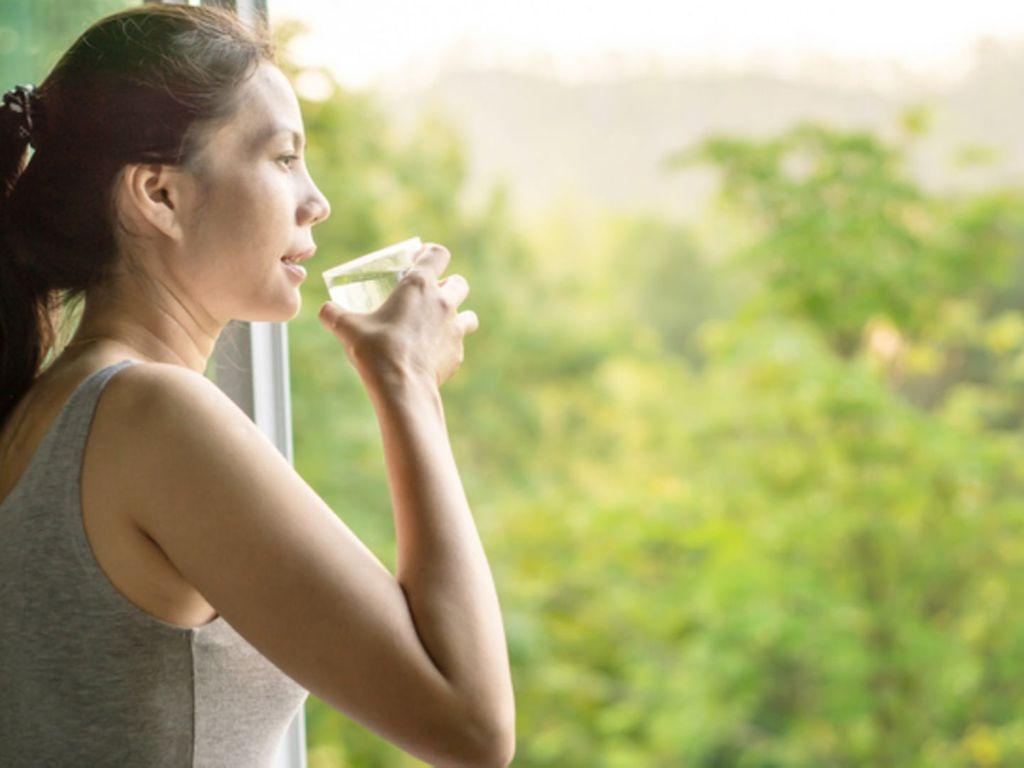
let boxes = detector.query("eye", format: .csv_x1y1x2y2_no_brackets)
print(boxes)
277,154,300,168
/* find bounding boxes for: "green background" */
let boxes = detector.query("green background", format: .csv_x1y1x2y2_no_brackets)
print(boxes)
4,2,1024,766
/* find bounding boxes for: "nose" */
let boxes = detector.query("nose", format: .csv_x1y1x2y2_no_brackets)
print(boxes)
301,179,331,227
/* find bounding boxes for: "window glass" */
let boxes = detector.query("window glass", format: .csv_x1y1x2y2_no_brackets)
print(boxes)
0,0,138,84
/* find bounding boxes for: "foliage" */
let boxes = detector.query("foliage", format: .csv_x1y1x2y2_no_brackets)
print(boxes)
8,5,1024,767
291,60,1024,766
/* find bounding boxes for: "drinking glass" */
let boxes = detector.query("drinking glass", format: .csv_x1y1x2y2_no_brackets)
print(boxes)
321,237,422,313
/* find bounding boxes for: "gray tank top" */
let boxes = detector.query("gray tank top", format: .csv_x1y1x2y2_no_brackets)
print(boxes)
0,358,308,766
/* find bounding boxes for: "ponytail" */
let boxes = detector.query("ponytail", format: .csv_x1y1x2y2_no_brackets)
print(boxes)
0,84,50,429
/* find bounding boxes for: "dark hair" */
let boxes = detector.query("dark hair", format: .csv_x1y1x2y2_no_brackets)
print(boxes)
0,4,276,426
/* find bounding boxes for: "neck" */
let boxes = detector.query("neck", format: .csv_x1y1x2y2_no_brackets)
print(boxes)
67,281,221,374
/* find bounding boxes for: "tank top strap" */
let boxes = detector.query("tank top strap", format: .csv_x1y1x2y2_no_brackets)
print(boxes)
12,359,141,510
41,358,140,466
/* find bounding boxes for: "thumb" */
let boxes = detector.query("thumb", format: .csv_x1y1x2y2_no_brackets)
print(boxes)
318,301,350,333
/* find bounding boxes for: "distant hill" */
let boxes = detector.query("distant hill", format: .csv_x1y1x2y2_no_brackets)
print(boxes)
376,40,1024,224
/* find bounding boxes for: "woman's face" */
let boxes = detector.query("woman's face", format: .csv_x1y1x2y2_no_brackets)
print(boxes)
164,61,331,325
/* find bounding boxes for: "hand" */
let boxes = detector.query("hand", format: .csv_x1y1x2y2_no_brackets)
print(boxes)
318,243,480,391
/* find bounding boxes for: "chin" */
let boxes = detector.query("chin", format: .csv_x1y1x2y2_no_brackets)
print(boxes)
232,291,303,324
283,298,302,322
269,296,302,323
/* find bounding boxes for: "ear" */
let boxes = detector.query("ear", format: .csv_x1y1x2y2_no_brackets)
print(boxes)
118,163,188,242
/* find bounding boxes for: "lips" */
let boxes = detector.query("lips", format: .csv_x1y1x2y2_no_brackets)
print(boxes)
281,246,316,264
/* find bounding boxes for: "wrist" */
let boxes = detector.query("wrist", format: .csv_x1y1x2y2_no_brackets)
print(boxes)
362,361,442,415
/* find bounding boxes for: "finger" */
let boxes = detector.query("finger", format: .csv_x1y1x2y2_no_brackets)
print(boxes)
318,301,357,335
411,243,430,263
410,243,452,280
438,274,469,309
456,309,479,335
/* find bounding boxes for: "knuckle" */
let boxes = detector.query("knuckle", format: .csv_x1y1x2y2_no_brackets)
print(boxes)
404,270,429,289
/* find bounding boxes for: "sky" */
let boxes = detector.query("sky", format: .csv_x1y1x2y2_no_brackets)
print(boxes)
270,0,1024,92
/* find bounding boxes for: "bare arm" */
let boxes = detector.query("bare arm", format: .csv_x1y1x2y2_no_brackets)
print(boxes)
366,367,515,765
319,242,515,766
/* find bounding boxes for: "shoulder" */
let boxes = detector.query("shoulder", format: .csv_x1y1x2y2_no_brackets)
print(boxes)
105,360,243,428
98,360,286,534
105,360,233,413
98,359,270,486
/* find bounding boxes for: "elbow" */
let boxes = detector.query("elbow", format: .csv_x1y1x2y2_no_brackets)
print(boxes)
484,724,516,768
442,679,516,768
496,733,516,768
442,700,516,768
423,714,514,768
463,730,515,768
459,712,516,768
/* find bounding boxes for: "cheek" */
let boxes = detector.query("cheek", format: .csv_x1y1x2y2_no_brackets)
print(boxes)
200,170,293,256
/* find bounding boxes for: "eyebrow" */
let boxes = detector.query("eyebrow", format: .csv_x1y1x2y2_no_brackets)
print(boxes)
253,125,306,151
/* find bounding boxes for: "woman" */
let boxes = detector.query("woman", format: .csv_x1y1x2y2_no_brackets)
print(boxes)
0,5,513,767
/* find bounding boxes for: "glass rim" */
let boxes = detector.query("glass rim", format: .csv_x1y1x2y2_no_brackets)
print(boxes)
321,236,422,280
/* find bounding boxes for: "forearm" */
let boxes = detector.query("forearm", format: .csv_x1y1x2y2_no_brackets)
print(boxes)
366,368,515,739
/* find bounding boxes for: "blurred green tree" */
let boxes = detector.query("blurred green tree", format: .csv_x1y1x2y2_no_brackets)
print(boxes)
9,4,1024,767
